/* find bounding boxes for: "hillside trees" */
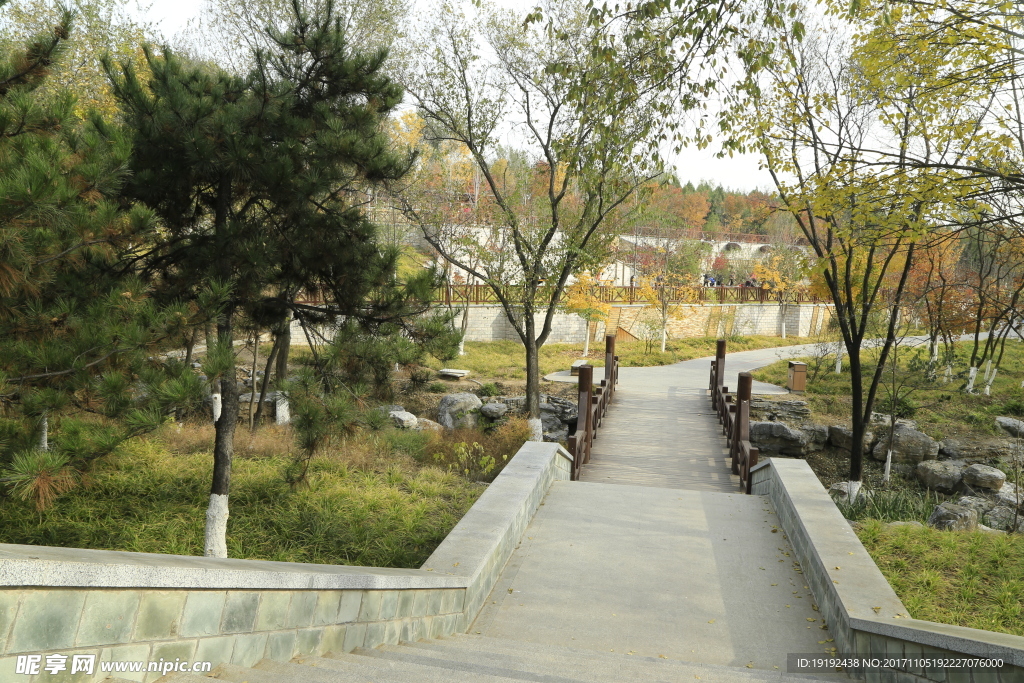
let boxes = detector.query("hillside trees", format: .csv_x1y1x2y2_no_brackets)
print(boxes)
103,0,447,556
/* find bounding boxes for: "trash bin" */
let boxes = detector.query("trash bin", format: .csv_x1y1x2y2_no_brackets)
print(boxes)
787,361,807,393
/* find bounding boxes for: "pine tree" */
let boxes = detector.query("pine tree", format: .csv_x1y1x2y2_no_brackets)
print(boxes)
104,0,447,557
0,0,188,507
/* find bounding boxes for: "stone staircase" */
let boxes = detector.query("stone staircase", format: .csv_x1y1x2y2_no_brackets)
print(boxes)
144,634,844,683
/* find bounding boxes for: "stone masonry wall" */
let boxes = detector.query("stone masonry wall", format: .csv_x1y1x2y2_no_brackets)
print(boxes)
0,442,573,683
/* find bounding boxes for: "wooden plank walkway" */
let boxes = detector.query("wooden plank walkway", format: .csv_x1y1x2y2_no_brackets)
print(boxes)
580,346,816,491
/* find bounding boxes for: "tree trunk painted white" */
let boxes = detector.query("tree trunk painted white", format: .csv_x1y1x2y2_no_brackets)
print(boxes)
882,449,892,485
582,330,590,358
984,369,998,396
834,349,843,374
780,303,787,339
966,366,978,393
275,394,290,425
39,413,48,451
944,365,952,383
211,393,222,423
203,493,229,558
847,480,862,502
458,338,465,356
984,359,992,382
660,324,667,353
528,418,543,441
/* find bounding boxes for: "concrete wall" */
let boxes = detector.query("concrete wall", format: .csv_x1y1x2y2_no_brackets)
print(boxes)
0,442,573,682
456,303,833,343
752,459,1024,682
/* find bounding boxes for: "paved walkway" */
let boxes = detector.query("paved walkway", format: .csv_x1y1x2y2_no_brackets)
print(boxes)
581,344,819,491
475,344,839,673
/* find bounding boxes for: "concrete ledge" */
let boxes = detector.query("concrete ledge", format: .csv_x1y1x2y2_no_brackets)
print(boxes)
752,458,1024,680
0,442,573,682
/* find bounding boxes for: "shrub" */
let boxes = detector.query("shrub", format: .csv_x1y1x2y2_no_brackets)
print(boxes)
876,395,917,419
428,382,447,394
420,417,530,481
477,382,501,397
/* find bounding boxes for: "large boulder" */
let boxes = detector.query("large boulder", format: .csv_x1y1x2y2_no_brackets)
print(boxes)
955,496,995,516
480,402,509,420
993,482,1023,511
829,481,871,504
389,410,418,429
415,418,443,432
540,396,578,423
871,423,938,464
828,426,875,454
983,506,1023,532
939,437,1018,462
750,421,806,457
995,416,1024,437
437,393,483,429
749,399,811,422
916,460,963,493
962,464,1006,492
801,424,829,454
927,502,978,531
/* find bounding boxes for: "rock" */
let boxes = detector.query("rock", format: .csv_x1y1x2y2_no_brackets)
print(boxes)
749,399,811,422
498,396,527,414
437,392,483,429
916,460,963,493
543,427,569,443
939,437,1018,462
871,423,939,464
927,502,978,531
389,410,418,429
829,481,872,504
978,524,1006,535
983,506,1022,532
480,402,508,419
541,413,563,433
828,426,875,454
962,464,1006,492
540,396,578,423
750,421,806,457
801,424,829,453
380,404,405,415
956,496,995,516
886,521,925,528
996,416,1024,437
993,482,1023,511
870,413,918,430
415,418,443,432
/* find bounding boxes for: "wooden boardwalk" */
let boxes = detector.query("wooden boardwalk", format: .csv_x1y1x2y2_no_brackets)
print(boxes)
579,347,813,492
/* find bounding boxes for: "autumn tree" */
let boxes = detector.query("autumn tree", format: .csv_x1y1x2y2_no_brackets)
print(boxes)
399,0,669,431
561,273,610,357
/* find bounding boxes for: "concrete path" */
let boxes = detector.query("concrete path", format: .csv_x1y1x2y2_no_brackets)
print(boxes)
473,482,832,672
579,344,818,491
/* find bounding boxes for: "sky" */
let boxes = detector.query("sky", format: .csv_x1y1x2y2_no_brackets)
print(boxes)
139,0,776,193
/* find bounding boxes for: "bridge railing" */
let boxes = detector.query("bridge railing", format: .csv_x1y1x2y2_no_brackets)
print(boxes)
710,340,760,494
440,284,827,306
566,335,619,480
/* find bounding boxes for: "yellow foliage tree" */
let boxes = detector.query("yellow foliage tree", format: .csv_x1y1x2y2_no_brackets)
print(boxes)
636,275,699,353
561,272,610,357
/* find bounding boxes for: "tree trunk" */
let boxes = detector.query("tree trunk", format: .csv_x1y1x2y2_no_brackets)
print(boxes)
847,344,865,482
524,315,542,440
253,329,285,428
205,310,237,558
275,310,291,382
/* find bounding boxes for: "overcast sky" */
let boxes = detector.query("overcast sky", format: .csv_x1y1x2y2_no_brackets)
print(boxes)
139,0,775,193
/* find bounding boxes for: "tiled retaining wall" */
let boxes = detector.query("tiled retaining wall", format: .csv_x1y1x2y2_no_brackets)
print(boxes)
458,307,588,344
752,459,1024,683
0,442,572,682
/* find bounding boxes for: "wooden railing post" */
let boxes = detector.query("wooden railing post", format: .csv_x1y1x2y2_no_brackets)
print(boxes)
578,364,594,467
732,372,752,475
715,340,726,389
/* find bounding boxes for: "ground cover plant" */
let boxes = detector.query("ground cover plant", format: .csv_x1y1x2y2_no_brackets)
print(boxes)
856,521,1024,637
422,336,814,381
0,420,520,568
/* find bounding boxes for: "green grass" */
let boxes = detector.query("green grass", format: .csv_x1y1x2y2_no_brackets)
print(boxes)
857,521,1024,636
0,435,486,568
749,340,1024,440
423,336,815,381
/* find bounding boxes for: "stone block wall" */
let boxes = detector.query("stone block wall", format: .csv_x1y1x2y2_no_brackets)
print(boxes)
752,459,1024,682
612,303,833,340
0,442,574,683
457,307,588,343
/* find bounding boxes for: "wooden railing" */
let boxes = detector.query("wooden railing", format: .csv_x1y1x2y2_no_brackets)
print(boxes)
441,284,827,307
710,340,760,494
566,334,619,481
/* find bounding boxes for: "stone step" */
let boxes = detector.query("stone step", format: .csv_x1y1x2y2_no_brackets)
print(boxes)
354,639,833,683
263,655,538,683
